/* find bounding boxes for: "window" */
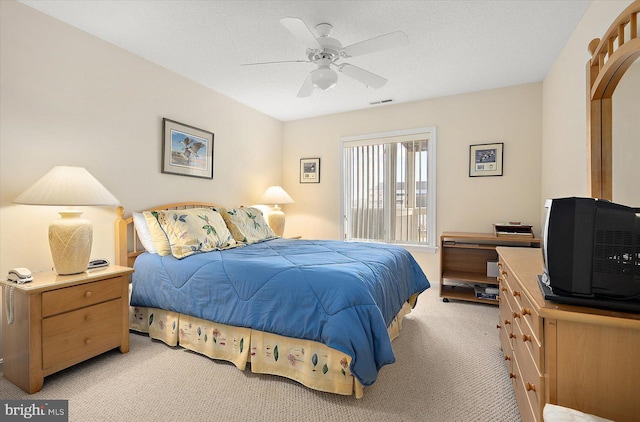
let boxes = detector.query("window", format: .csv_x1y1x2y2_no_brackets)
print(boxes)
341,127,436,249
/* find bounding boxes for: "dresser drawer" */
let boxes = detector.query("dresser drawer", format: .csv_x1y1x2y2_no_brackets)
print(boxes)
499,322,513,372
514,338,544,421
512,352,539,422
514,310,543,371
510,282,542,344
42,277,123,317
42,299,122,372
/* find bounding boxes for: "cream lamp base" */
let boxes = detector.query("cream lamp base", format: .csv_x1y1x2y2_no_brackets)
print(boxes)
48,210,92,275
267,206,286,237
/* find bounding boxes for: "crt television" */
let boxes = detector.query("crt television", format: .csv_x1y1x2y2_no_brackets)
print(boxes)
542,197,640,301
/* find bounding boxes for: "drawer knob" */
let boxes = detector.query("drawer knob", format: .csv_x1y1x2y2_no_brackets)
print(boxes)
501,287,508,292
513,290,521,298
85,314,92,322
513,312,521,319
85,338,92,345
504,355,511,361
504,319,511,325
526,382,537,392
497,324,502,329
509,333,517,339
522,334,532,343
501,271,507,276
522,308,532,316
84,291,93,298
509,373,516,379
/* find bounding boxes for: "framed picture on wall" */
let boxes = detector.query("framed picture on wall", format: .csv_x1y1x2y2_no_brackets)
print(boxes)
469,142,503,177
162,118,214,179
300,158,320,183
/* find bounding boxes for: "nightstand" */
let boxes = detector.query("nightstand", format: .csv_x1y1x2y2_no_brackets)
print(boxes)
1,265,134,393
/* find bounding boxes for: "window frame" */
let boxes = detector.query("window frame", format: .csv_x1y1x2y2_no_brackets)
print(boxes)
340,127,437,253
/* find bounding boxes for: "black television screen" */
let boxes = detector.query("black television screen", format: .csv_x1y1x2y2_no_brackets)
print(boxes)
542,197,640,302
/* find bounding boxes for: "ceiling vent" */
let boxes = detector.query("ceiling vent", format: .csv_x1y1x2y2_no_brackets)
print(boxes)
369,99,394,105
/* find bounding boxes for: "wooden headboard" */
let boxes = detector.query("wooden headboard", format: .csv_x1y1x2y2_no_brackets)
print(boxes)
114,201,221,268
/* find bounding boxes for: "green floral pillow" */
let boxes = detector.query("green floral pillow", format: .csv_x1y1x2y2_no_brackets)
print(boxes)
149,208,237,259
143,210,172,256
217,207,277,244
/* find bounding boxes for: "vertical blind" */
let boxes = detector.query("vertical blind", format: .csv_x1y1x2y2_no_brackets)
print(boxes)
343,135,430,245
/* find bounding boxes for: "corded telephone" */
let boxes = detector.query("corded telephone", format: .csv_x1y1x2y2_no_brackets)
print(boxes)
4,285,15,324
5,268,32,325
8,267,33,283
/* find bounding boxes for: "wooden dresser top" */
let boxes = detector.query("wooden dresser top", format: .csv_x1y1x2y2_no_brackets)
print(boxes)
0,265,133,294
496,247,640,329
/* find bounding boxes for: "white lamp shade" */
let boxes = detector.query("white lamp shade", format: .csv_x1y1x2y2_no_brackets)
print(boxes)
261,186,294,205
14,166,119,275
14,166,119,206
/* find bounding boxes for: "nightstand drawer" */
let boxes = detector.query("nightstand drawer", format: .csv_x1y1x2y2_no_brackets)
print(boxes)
42,299,122,372
42,277,123,317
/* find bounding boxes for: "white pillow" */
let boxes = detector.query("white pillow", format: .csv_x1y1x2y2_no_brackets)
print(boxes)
133,212,157,254
543,404,612,422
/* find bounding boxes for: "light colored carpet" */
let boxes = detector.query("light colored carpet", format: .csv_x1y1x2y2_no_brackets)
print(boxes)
0,287,521,422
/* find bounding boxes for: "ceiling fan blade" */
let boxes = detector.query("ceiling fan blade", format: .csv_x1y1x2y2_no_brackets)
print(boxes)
280,17,323,50
297,73,314,97
338,64,387,89
341,31,408,58
240,60,308,66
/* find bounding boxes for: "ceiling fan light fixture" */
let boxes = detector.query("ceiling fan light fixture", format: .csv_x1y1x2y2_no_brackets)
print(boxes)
310,67,338,90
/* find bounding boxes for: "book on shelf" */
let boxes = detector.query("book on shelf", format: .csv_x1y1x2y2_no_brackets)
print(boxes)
474,284,499,301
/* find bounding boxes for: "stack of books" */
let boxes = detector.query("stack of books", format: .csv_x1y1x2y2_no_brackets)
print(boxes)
474,284,499,301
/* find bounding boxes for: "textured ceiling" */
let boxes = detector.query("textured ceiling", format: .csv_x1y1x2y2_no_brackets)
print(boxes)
19,0,592,122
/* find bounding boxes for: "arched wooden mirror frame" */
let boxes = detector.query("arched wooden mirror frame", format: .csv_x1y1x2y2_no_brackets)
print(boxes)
587,0,640,200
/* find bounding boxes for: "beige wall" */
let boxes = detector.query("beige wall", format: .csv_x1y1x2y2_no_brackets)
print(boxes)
0,1,283,354
541,0,633,202
282,83,543,282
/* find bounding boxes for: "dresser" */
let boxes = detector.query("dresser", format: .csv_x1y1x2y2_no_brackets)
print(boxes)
1,266,133,393
497,247,640,422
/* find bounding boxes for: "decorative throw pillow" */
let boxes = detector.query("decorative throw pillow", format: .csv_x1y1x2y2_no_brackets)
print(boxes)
133,212,157,254
149,208,237,259
143,210,172,256
217,206,277,244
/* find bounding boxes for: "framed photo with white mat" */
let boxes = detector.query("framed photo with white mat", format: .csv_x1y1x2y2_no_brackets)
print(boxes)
469,142,503,177
300,158,320,183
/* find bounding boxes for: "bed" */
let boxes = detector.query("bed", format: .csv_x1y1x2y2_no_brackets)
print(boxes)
115,202,430,398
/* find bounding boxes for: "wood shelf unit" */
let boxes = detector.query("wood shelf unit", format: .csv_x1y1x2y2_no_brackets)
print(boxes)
440,232,540,305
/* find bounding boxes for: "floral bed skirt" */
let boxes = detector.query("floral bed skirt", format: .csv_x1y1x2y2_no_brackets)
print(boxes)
129,295,416,398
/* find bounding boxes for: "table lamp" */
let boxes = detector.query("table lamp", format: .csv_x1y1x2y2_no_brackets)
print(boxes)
14,166,119,275
261,186,294,237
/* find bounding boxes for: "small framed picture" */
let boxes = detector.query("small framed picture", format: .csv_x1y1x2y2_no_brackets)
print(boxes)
162,118,214,179
469,142,503,177
300,158,320,183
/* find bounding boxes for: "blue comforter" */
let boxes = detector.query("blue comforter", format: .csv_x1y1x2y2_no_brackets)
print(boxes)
130,238,430,386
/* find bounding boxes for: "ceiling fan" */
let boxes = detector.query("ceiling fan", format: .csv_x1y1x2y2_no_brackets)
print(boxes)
242,17,408,97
